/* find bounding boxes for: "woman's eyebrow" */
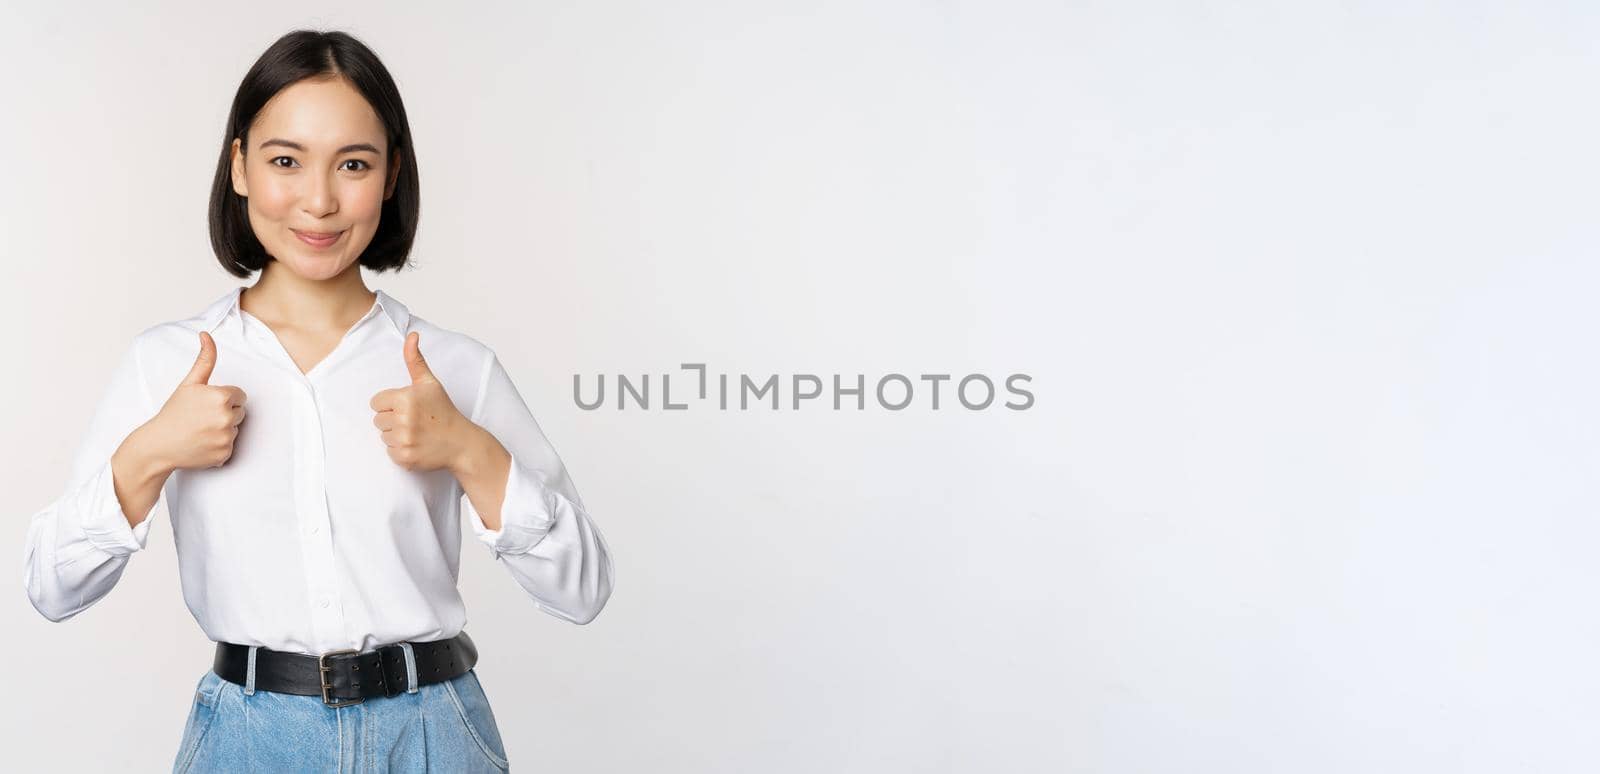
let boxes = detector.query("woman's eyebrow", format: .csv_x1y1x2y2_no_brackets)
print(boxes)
259,138,381,154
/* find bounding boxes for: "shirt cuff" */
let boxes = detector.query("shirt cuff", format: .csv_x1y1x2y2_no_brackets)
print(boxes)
462,451,559,559
78,457,153,557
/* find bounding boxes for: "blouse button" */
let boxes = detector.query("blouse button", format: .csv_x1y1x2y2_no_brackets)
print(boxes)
318,596,331,609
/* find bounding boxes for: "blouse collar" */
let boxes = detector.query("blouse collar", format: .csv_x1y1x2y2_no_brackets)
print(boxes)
198,285,412,339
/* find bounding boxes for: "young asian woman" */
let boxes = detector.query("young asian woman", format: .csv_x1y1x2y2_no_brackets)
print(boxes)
20,29,614,773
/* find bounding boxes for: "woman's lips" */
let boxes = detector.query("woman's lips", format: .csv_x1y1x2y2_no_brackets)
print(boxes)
293,229,343,248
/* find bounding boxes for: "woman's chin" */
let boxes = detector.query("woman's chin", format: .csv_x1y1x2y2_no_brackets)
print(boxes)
277,251,356,281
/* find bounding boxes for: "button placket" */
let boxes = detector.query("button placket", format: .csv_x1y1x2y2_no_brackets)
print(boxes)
237,304,369,652
293,377,344,647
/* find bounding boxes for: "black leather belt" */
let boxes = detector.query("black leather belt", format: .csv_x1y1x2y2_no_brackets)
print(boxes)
212,631,477,707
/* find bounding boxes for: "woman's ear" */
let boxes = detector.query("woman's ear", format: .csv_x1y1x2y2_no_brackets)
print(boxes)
230,138,248,197
384,150,402,200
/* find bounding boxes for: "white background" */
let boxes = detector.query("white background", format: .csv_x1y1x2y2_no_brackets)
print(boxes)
3,1,1596,771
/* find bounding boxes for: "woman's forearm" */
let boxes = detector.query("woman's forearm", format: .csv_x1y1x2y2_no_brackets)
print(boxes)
109,423,174,530
451,422,512,532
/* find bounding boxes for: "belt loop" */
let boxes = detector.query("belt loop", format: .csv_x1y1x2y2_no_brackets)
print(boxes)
244,645,259,696
398,642,419,693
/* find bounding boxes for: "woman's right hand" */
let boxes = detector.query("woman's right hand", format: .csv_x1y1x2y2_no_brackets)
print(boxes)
142,331,249,471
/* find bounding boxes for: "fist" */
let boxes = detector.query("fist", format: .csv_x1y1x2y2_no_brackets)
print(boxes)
370,331,470,472
151,331,248,470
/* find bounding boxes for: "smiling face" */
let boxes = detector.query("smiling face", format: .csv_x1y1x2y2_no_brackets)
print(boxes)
230,76,401,280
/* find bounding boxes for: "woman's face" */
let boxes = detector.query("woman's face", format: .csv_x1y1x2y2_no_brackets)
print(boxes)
230,76,400,281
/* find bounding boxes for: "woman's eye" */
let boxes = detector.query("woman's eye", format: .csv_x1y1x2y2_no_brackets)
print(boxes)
266,157,367,171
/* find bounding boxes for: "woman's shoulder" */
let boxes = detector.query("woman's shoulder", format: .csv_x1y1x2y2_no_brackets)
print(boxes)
374,287,496,363
122,286,240,351
402,311,497,376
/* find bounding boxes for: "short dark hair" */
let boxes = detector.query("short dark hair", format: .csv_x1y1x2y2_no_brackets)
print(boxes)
208,30,420,278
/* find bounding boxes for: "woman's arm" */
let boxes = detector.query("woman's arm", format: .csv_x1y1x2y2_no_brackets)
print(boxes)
22,335,166,622
453,351,615,625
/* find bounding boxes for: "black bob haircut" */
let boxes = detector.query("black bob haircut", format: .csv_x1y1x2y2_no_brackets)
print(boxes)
208,30,419,278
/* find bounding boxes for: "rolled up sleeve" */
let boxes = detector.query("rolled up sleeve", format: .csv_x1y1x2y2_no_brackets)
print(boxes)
22,335,161,622
460,351,615,625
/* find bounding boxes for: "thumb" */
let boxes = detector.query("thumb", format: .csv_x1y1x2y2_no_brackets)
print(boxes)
182,331,216,386
404,331,435,384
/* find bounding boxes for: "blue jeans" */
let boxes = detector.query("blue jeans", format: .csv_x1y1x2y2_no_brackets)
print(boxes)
172,655,511,772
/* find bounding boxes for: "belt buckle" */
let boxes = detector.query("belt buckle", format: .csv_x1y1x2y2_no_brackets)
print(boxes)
318,648,365,708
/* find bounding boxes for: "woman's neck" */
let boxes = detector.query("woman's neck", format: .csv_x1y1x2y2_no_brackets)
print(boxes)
240,261,377,331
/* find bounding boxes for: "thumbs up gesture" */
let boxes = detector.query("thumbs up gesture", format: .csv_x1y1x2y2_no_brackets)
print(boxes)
147,331,249,470
370,331,472,472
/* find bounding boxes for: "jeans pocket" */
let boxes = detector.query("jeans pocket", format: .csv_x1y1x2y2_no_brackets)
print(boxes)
443,669,510,771
172,671,227,773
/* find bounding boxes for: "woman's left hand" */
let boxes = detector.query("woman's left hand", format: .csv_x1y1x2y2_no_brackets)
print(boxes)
370,331,477,472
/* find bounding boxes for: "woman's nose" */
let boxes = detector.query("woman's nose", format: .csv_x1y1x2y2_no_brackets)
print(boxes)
302,171,338,216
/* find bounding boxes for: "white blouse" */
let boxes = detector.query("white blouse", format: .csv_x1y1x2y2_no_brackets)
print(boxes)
22,286,614,654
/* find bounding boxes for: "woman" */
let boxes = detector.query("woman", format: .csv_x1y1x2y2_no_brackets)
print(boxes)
20,29,615,772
